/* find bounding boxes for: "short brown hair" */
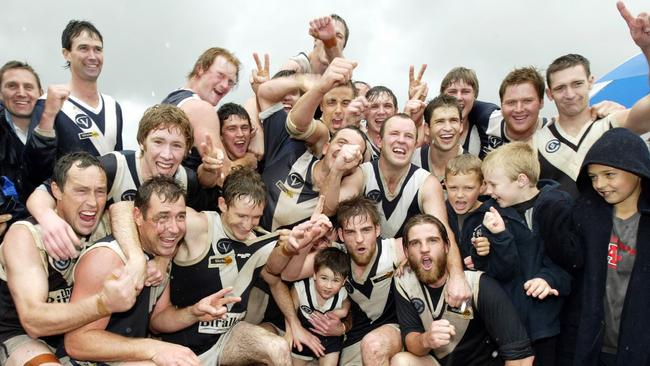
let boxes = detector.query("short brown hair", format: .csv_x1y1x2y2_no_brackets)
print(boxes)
440,67,479,98
403,214,450,248
499,66,545,102
187,47,241,83
445,154,483,182
379,113,417,140
546,54,591,88
137,104,194,156
0,61,42,92
314,247,350,279
222,166,266,207
135,176,186,218
424,94,462,124
336,196,380,229
482,142,539,186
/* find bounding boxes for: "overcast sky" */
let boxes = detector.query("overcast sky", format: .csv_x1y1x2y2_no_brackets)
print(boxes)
2,0,646,150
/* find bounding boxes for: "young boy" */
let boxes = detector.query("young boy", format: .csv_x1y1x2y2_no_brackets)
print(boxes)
290,247,351,366
544,128,650,365
444,154,488,267
460,142,572,365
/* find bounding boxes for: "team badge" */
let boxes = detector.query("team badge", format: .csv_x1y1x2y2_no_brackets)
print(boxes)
287,173,305,189
216,239,233,254
545,139,561,153
366,189,382,202
488,135,503,149
411,298,425,314
300,305,313,315
52,258,71,271
75,114,92,129
121,189,137,201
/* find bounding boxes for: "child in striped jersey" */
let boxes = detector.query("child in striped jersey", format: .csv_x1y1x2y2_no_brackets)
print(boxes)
290,247,351,366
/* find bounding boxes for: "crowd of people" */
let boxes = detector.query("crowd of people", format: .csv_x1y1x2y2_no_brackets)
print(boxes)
0,2,649,365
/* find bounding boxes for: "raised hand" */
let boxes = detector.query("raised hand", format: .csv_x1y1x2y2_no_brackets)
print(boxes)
318,58,357,94
404,84,428,124
482,206,505,234
422,319,456,349
309,16,337,46
617,1,650,51
332,144,363,172
250,52,270,95
199,133,225,179
191,287,241,322
344,95,369,126
40,85,71,130
471,236,491,257
408,64,428,100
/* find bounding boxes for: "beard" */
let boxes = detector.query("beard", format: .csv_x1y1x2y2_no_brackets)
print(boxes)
349,245,376,267
409,254,446,285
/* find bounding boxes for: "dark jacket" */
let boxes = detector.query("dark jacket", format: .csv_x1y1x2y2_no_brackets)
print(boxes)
460,180,572,342
0,105,32,221
548,128,650,366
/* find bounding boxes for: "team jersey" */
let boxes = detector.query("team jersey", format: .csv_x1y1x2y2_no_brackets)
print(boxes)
362,160,430,238
464,101,500,158
411,144,464,183
161,89,204,171
25,93,123,184
161,212,278,355
534,115,617,197
99,150,210,210
481,115,548,157
0,216,109,347
260,108,321,231
344,238,399,346
394,270,533,365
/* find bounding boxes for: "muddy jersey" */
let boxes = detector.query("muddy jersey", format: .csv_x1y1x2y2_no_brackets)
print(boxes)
344,238,399,346
161,212,278,354
362,160,430,238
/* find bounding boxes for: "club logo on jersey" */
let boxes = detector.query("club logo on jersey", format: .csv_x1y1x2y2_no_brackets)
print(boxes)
287,173,305,189
488,135,503,149
216,239,233,254
75,114,93,129
52,258,71,271
345,281,354,294
300,305,313,315
545,139,561,153
121,189,137,201
411,298,425,314
366,189,382,203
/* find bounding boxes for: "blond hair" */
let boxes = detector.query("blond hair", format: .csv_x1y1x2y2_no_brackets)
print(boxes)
482,142,539,186
445,154,483,181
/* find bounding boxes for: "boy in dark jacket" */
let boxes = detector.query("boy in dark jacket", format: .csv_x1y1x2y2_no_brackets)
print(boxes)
544,128,650,366
460,142,572,365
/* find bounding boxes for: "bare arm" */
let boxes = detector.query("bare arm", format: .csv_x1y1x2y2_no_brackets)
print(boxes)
329,297,350,319
181,99,232,173
420,175,470,307
64,248,199,364
109,201,147,289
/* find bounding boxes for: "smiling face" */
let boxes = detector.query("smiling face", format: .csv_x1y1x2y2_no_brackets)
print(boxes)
52,164,107,238
219,196,264,241
135,193,186,258
546,65,593,119
194,55,237,106
321,85,354,133
313,266,346,301
587,164,642,210
405,222,448,287
366,92,397,136
63,31,103,82
483,167,525,208
338,214,380,267
443,80,476,121
0,68,41,119
429,106,462,152
501,82,543,140
221,114,251,159
141,127,187,178
380,115,417,168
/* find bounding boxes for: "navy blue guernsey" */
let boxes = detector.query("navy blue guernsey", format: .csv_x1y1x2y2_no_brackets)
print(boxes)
260,109,321,231
25,94,123,185
162,214,279,355
161,89,203,171
465,100,499,159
